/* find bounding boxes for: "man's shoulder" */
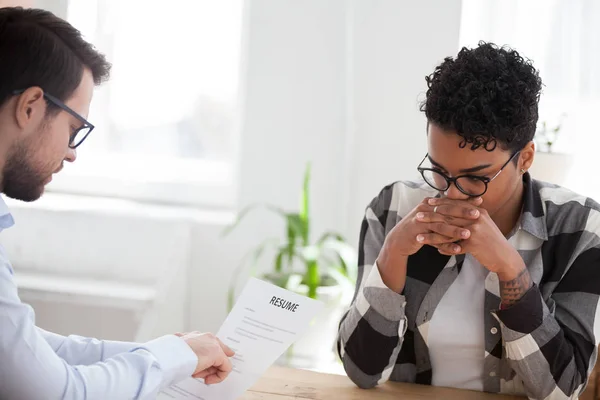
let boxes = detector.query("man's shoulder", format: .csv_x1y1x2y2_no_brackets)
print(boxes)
367,179,435,219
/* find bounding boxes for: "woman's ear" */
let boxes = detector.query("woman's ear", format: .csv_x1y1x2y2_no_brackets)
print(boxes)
519,141,535,173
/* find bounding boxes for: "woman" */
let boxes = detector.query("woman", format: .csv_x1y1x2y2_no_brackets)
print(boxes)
337,42,600,400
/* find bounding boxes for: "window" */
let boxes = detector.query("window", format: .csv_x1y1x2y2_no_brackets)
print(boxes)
41,0,245,208
459,0,600,196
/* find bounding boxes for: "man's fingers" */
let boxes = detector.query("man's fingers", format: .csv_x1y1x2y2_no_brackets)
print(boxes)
203,356,233,384
193,350,233,384
204,370,230,385
193,367,218,379
217,353,233,373
217,338,235,357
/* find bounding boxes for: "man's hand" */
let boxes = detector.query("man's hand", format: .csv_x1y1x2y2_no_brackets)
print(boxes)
180,332,235,384
417,197,532,307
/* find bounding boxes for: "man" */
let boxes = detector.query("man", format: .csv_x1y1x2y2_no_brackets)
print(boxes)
337,42,600,399
0,7,234,399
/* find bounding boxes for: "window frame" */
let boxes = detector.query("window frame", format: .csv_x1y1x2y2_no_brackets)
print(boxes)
42,0,247,209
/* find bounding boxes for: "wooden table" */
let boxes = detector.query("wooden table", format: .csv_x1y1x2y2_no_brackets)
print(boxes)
243,366,524,399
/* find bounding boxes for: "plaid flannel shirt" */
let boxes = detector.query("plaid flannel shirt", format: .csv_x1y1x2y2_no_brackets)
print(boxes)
337,173,600,399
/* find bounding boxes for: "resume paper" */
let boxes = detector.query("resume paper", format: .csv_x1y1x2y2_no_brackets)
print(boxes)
158,277,324,399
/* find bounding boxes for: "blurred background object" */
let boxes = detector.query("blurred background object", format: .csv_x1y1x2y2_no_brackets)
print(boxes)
224,162,357,369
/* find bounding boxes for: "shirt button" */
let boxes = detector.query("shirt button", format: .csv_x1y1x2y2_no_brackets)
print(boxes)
489,371,496,377
491,327,498,334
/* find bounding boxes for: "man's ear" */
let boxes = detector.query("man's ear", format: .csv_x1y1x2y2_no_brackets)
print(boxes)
14,87,46,130
519,141,535,172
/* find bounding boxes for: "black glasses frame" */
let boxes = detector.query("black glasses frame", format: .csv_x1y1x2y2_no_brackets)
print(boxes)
12,89,95,149
417,151,521,197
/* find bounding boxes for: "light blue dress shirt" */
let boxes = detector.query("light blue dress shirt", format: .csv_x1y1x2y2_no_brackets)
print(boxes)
0,197,197,399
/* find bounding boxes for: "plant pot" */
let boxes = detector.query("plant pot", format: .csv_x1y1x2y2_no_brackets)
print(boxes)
272,282,350,370
528,152,574,186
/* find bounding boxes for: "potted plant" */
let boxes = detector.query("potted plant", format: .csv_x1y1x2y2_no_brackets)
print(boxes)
529,114,574,186
222,162,357,368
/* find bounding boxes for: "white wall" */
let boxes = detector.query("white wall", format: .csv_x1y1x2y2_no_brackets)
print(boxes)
346,0,462,235
237,0,463,247
0,0,33,6
0,0,463,340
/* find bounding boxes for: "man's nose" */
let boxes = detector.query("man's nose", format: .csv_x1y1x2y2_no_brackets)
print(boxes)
65,148,77,163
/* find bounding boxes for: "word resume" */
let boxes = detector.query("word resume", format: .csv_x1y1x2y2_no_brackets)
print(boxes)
158,278,324,399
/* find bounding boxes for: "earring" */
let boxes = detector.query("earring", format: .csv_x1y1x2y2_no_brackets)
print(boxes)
520,168,526,174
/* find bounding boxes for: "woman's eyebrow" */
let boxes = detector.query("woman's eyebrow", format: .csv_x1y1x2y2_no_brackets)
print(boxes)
428,155,493,173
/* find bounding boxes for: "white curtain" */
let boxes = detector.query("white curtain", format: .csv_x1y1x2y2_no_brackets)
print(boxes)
459,0,600,197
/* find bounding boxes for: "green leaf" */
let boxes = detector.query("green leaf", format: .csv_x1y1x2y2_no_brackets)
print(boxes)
284,273,304,291
299,162,311,245
221,203,287,237
305,259,319,299
316,231,346,245
274,246,285,273
300,244,320,263
320,239,358,282
286,212,309,264
227,237,279,310
274,244,300,272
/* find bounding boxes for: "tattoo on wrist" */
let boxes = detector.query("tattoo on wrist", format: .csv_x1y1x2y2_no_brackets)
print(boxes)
499,268,532,308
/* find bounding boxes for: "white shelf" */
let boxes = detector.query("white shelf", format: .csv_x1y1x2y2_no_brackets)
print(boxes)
15,271,156,311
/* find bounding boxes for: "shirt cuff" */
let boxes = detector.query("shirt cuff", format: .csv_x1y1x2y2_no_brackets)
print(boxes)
357,262,407,321
495,284,544,334
136,334,197,388
100,339,139,360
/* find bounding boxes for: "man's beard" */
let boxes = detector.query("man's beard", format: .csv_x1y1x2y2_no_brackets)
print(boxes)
2,142,50,202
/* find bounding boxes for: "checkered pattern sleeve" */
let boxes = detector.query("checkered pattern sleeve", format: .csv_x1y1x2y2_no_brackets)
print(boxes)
494,200,600,399
336,185,409,389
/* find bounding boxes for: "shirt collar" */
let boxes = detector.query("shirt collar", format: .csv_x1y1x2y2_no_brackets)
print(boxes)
520,172,548,241
0,196,15,231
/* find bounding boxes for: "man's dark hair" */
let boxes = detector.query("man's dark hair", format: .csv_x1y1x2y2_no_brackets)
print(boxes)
420,41,543,153
0,7,110,114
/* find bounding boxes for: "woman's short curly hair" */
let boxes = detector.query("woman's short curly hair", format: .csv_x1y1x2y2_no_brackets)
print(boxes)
420,42,543,153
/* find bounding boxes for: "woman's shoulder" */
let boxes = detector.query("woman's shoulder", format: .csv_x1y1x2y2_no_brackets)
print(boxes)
531,178,600,231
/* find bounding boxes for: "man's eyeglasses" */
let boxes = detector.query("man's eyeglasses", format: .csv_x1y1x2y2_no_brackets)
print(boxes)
12,89,94,149
417,151,521,197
